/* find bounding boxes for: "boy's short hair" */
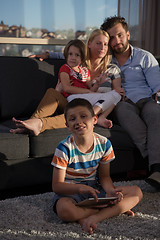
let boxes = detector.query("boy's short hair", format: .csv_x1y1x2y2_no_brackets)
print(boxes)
101,16,129,32
64,39,86,64
64,98,95,120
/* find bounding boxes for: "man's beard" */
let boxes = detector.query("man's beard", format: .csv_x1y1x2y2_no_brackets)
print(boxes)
113,41,129,54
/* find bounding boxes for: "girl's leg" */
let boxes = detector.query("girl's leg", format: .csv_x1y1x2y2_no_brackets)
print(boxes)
11,88,67,135
32,88,67,132
11,114,66,136
93,105,115,128
93,90,121,128
79,185,143,234
31,88,67,118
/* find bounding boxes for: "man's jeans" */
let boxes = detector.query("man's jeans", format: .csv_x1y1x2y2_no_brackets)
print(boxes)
113,98,160,169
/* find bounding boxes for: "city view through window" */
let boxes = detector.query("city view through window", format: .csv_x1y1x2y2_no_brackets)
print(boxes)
0,0,118,56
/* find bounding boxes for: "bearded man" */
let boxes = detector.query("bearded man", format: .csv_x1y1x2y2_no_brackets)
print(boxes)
101,16,160,190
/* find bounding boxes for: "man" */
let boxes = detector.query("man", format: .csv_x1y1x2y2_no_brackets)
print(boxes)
101,16,160,189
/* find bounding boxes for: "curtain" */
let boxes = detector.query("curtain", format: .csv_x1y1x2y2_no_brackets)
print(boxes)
142,0,160,56
118,0,160,56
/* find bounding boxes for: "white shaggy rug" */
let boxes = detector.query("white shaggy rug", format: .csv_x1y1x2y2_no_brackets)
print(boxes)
0,180,160,240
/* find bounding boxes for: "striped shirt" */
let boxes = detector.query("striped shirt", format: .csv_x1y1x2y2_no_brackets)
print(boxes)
51,133,115,183
97,63,121,93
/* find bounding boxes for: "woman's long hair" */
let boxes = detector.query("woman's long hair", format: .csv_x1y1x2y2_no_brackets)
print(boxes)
85,29,112,74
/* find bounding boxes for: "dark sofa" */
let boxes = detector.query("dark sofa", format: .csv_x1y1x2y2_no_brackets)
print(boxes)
0,56,152,191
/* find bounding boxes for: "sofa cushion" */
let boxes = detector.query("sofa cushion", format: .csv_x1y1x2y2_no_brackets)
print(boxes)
0,56,55,120
29,128,71,157
0,133,29,160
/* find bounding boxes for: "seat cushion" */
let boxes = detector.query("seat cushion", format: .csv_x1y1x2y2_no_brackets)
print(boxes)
0,133,29,160
29,128,71,157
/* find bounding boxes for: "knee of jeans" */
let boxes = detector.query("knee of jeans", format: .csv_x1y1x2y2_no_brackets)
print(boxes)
115,101,130,113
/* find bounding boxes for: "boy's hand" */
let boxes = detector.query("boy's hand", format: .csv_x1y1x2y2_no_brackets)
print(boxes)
106,188,123,204
79,185,100,202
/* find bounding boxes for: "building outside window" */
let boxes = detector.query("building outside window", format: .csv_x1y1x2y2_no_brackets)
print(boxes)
0,0,118,56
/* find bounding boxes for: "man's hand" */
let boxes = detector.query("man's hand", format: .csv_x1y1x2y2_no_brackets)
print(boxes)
155,90,160,102
28,52,49,61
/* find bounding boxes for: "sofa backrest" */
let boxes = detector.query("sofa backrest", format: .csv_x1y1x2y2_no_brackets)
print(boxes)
0,57,65,120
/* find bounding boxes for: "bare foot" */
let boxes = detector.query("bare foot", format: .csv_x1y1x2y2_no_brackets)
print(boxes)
10,127,29,134
10,117,43,136
97,115,113,128
125,210,135,216
79,216,98,235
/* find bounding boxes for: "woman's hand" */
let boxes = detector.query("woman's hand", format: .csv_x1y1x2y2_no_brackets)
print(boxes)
94,71,111,86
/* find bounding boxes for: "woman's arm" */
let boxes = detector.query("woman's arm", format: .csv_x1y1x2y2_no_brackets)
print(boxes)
60,72,92,94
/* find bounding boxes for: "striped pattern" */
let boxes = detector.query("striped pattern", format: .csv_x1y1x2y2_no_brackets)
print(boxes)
51,133,115,183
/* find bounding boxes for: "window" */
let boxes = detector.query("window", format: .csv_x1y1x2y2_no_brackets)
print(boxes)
0,0,118,56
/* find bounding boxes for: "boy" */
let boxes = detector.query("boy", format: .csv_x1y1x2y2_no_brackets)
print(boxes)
51,98,143,235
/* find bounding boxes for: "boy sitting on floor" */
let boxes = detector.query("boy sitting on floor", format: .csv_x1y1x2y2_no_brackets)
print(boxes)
51,98,143,234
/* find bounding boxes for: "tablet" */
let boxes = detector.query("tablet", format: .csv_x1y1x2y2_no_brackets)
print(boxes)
76,197,118,207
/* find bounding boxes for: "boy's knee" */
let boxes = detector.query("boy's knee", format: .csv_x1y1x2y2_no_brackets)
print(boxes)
56,198,78,222
133,185,143,201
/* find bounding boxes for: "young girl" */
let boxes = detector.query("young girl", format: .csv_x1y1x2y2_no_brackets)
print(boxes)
58,38,121,128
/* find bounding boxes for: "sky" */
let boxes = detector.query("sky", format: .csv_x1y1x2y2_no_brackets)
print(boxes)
0,0,118,31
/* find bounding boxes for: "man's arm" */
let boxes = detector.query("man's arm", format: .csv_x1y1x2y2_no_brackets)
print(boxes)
49,52,65,59
143,53,160,94
28,51,64,61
